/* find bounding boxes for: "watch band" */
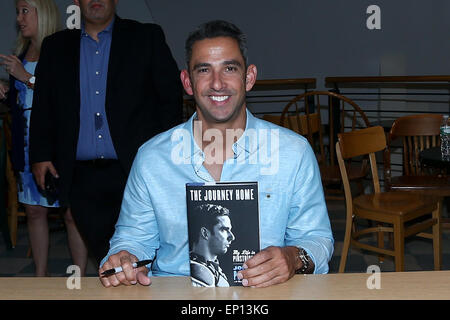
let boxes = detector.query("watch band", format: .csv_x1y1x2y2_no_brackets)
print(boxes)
295,247,311,274
26,76,35,89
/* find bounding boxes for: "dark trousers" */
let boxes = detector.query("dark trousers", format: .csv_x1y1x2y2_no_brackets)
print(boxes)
69,160,127,265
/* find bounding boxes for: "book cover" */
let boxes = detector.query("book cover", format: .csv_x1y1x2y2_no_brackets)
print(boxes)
186,182,260,287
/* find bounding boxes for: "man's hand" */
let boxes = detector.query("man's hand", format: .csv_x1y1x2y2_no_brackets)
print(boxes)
31,161,58,191
237,246,299,288
99,250,151,288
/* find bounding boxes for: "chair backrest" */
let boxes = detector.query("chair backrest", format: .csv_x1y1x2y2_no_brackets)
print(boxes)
262,114,282,126
336,126,386,204
280,112,322,136
183,98,196,122
388,114,443,176
263,114,321,133
280,91,370,166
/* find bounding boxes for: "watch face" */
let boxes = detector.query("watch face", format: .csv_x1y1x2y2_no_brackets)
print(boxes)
29,76,36,84
300,249,309,265
300,249,308,258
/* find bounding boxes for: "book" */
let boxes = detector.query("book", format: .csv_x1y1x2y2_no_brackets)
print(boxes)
185,182,260,287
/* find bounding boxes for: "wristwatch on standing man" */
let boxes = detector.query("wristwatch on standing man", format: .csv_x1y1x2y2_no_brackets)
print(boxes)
26,75,35,89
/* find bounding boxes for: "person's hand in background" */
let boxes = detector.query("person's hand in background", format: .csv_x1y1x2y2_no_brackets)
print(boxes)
0,54,32,83
0,81,9,100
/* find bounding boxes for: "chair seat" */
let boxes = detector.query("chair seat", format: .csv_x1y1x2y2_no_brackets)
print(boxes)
320,164,367,184
338,125,441,272
354,192,438,216
390,176,450,196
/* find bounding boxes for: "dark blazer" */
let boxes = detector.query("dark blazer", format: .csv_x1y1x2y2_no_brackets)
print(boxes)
29,16,183,205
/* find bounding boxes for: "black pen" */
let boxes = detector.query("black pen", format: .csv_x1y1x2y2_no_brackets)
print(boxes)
101,259,153,276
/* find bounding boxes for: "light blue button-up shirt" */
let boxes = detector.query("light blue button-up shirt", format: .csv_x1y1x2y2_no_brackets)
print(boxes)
101,109,334,275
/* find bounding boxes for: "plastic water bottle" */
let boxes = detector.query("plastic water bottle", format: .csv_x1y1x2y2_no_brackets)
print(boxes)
441,115,450,158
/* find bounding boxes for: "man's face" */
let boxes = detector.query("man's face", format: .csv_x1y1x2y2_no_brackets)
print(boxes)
181,37,257,124
75,0,117,24
208,215,235,255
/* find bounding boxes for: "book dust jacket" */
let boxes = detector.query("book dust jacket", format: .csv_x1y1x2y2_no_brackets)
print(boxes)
186,182,260,287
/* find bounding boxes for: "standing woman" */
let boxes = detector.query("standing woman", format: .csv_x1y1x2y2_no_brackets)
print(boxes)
0,0,88,276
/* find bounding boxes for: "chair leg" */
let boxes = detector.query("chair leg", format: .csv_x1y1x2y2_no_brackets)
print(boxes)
339,216,353,273
6,155,18,248
377,223,385,263
7,202,18,248
393,218,405,272
432,200,442,271
7,195,26,251
356,180,365,196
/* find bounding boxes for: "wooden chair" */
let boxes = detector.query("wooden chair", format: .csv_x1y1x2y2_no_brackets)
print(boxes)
3,115,26,248
280,91,371,200
385,114,450,229
263,113,322,136
384,114,450,195
183,98,196,122
337,126,441,272
262,114,282,126
0,118,12,248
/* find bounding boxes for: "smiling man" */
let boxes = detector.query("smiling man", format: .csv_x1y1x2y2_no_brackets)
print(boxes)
99,20,333,288
29,0,183,266
181,34,257,180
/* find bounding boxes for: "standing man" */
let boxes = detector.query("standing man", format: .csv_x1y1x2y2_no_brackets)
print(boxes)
99,20,333,288
29,0,183,265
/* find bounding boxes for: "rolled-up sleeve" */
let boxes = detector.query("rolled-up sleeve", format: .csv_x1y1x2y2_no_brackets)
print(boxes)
100,151,160,275
285,142,334,274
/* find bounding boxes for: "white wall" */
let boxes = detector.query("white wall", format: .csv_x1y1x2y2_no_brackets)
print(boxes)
1,0,449,88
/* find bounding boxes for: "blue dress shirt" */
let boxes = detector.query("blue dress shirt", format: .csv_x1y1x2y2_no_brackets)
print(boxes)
76,18,118,160
101,110,334,275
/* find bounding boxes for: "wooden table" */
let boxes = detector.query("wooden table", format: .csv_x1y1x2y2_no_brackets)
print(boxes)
2,271,450,300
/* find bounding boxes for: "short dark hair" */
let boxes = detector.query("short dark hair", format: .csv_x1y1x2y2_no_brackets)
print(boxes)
185,20,248,69
188,204,230,247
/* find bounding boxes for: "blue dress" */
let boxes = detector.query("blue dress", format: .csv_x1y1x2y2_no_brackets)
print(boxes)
15,59,59,207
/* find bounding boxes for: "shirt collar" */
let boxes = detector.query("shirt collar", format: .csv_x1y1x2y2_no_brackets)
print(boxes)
185,108,259,160
81,16,115,37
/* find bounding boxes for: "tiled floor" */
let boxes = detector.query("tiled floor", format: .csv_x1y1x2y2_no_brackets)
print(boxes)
0,199,449,277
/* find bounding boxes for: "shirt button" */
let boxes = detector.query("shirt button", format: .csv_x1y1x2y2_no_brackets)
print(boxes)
98,134,102,139
95,91,99,95
100,155,105,159
96,71,99,75
96,113,100,116
96,51,99,54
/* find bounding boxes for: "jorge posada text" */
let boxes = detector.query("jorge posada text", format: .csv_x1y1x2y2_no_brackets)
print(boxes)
189,188,255,202
180,304,269,317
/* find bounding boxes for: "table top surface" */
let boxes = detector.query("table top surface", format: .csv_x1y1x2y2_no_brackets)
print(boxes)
2,271,450,300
